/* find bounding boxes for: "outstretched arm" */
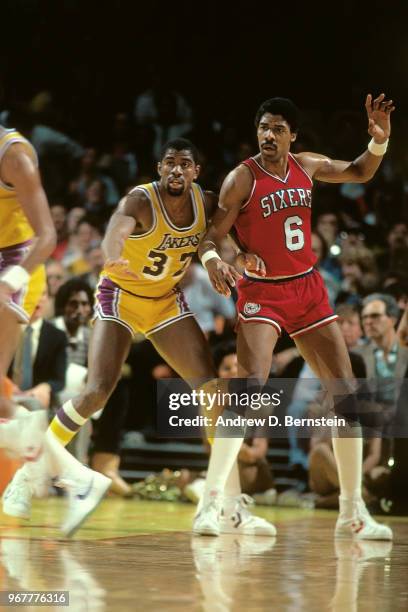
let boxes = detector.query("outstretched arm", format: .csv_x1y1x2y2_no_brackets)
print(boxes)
297,93,395,183
102,190,152,279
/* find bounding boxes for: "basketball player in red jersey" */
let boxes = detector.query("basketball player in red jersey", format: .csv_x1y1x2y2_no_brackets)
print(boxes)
195,94,394,539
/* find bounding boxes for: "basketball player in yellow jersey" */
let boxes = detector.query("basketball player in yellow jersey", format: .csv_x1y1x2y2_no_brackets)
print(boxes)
0,124,55,441
0,124,111,537
7,138,275,537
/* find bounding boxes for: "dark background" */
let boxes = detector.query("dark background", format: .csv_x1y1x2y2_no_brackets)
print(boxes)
1,0,406,145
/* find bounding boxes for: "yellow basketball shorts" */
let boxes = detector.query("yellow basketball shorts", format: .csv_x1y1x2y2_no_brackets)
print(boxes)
94,276,194,337
0,240,46,323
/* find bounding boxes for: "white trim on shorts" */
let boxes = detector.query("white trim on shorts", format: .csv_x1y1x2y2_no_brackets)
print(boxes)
4,300,29,323
289,314,338,338
238,312,282,335
94,303,134,337
145,312,195,337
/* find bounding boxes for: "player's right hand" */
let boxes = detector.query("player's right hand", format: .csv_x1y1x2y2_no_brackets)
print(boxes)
104,258,139,280
205,258,242,297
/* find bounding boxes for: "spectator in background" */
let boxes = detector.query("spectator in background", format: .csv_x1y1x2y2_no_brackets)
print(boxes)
78,243,105,290
4,104,84,200
52,279,94,368
66,207,86,235
44,260,68,319
180,261,236,338
377,222,408,279
311,231,340,305
62,215,103,275
383,278,408,311
83,179,111,223
99,112,138,194
336,303,364,350
11,291,67,410
50,203,69,261
314,210,342,281
70,147,119,208
337,246,379,304
356,293,408,433
134,73,193,161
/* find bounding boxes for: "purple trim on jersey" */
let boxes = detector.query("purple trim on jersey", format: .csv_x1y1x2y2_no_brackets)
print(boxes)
56,407,80,432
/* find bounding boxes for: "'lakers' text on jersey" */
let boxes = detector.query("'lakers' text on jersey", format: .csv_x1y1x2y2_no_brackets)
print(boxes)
103,181,207,298
234,154,316,278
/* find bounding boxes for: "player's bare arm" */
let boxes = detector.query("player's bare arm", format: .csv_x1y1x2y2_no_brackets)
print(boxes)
102,190,153,279
0,144,56,304
0,144,56,271
199,165,261,296
296,93,395,183
203,188,265,283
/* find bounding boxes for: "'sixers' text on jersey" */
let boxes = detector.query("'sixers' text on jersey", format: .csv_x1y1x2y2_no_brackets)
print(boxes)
234,154,316,277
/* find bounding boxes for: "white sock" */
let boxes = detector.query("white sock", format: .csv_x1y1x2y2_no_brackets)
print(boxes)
43,430,88,481
203,436,244,498
223,461,241,514
332,435,363,516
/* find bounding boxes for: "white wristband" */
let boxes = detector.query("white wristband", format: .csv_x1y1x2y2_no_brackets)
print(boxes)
0,265,30,292
201,250,221,269
368,138,389,156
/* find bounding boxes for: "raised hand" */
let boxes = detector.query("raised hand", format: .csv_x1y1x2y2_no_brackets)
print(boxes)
365,93,395,144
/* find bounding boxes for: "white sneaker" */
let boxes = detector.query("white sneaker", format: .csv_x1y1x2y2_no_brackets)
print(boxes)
220,494,277,536
193,490,222,536
60,469,111,538
335,499,393,541
2,455,49,520
2,468,33,520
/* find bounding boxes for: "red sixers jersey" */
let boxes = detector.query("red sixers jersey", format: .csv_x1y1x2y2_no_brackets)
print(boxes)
234,154,316,277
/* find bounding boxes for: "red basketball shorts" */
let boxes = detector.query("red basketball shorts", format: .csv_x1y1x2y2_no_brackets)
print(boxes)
236,268,337,338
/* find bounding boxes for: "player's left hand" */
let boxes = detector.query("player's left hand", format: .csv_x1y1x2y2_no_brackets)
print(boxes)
235,252,266,276
365,93,395,143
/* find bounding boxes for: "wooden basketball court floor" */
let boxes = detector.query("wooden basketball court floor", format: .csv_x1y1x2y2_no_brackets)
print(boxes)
1,498,407,611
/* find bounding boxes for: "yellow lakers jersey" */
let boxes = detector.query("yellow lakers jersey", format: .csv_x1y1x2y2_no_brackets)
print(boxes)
104,181,207,297
0,126,38,249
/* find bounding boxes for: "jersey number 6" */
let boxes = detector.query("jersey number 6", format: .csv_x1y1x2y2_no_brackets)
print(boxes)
284,215,304,252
